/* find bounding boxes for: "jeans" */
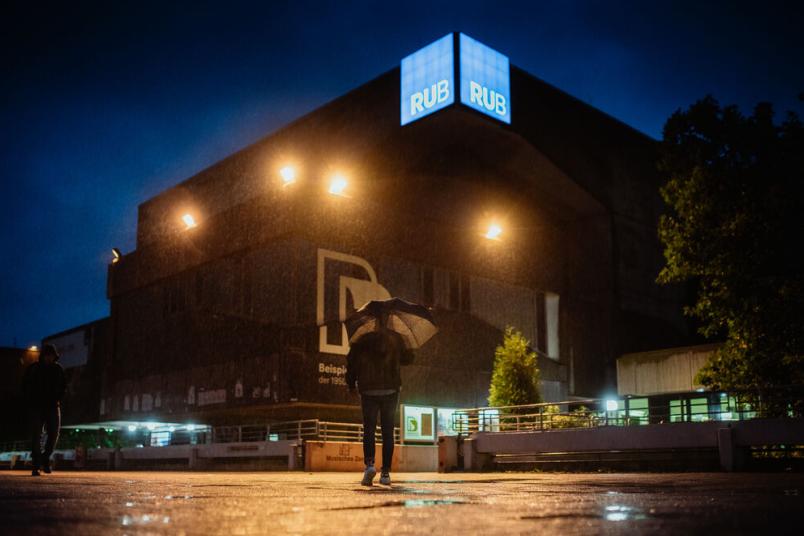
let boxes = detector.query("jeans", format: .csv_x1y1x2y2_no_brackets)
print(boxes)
29,406,60,469
360,391,398,471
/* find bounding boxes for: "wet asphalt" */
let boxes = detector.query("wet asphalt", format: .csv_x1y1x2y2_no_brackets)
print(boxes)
0,471,802,535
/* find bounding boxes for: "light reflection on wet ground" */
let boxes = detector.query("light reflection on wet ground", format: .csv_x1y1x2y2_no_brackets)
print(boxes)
1,471,802,535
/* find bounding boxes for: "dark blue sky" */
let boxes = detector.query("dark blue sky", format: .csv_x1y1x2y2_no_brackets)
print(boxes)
2,0,802,346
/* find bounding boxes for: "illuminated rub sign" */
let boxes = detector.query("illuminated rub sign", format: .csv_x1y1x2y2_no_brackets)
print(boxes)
400,34,455,125
459,33,510,123
400,33,510,125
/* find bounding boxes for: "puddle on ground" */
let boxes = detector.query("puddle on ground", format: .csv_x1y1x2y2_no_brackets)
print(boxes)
522,504,680,523
120,514,171,526
329,499,466,510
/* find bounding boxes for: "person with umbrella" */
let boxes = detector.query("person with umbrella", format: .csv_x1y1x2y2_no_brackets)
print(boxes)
345,298,437,486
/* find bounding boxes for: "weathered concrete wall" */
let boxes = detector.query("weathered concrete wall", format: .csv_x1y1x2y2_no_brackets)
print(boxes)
304,441,437,472
617,344,719,396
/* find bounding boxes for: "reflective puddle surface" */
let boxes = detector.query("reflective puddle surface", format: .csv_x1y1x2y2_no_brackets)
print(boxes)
330,498,466,510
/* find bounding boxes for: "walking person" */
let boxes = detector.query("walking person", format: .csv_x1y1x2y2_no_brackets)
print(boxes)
22,344,66,476
346,313,414,486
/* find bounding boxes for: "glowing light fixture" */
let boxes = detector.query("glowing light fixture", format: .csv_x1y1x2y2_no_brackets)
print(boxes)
146,422,157,431
605,399,619,412
186,424,197,432
484,223,502,240
127,425,137,432
279,165,296,185
182,214,197,229
28,345,38,351
111,248,122,264
328,173,348,196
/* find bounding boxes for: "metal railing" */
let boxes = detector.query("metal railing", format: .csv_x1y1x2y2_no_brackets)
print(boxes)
451,389,804,434
210,419,400,445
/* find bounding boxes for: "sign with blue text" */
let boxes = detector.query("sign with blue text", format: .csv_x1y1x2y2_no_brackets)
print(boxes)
400,34,455,126
459,33,510,124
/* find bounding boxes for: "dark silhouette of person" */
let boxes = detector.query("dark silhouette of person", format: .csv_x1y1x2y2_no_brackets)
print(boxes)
346,314,414,486
22,344,66,476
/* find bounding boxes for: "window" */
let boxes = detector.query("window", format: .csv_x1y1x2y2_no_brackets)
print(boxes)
448,271,460,310
545,292,559,359
421,267,434,306
460,274,471,312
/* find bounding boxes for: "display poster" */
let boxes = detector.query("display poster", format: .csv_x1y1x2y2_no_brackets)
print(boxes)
401,404,436,443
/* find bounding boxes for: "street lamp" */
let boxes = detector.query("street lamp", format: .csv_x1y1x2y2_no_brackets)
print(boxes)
484,223,502,240
279,165,296,186
328,173,348,196
182,213,198,229
111,248,122,264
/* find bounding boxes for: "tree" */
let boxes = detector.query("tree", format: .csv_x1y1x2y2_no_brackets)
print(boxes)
657,96,804,403
488,327,541,407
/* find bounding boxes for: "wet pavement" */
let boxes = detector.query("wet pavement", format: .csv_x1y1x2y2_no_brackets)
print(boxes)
1,471,803,535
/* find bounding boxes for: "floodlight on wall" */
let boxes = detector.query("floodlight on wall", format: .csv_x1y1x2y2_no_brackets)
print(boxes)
111,248,122,264
28,345,38,352
484,223,503,240
328,173,348,196
182,213,198,229
279,165,296,186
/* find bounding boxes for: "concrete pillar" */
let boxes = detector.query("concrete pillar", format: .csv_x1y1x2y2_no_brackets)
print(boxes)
287,444,299,471
718,427,735,471
438,436,458,473
189,447,199,469
462,438,492,471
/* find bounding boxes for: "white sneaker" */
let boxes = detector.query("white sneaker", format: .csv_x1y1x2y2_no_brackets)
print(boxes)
361,465,377,486
379,471,391,485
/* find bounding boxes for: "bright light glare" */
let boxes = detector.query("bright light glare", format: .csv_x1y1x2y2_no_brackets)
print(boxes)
146,423,157,431
484,223,502,240
186,424,196,431
127,425,137,432
279,165,296,185
28,345,38,351
328,174,348,196
111,248,121,263
182,214,197,229
605,399,619,411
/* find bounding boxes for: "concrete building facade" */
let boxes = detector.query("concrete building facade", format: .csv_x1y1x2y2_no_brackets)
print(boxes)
101,34,689,427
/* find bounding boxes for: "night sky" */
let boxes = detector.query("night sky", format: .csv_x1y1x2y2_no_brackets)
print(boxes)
2,1,802,347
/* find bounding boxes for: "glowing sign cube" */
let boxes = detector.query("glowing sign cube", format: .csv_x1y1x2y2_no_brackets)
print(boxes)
400,34,455,126
459,33,511,124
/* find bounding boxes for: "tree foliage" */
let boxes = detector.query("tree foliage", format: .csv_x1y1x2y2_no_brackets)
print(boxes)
658,96,804,395
488,327,541,407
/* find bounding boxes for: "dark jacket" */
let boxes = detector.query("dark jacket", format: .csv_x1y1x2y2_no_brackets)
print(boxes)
346,329,414,393
22,360,66,408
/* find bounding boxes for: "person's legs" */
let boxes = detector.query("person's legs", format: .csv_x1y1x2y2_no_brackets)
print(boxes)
361,395,380,466
379,392,399,473
29,409,44,473
42,406,60,472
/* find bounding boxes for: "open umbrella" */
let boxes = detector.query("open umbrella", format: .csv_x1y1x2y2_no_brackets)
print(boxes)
344,297,438,349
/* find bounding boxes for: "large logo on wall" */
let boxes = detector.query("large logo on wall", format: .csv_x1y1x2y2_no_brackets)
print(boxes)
400,32,510,126
316,248,390,355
